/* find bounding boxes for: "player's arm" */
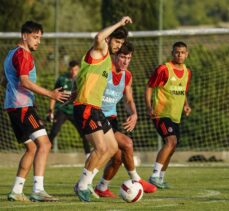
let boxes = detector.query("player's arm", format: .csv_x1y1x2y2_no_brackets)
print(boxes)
20,75,69,103
145,85,155,119
122,77,137,132
184,95,191,116
91,16,132,58
183,69,192,116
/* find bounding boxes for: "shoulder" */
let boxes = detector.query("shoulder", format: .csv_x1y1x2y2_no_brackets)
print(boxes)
14,47,32,60
156,64,168,74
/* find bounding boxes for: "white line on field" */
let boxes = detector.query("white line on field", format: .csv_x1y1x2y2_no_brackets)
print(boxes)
196,190,221,198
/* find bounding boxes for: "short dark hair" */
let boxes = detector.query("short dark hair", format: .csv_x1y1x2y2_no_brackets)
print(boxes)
110,26,128,40
69,60,80,68
21,21,43,34
117,41,134,55
172,41,187,50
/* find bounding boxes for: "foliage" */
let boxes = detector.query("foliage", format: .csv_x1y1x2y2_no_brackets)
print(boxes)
0,0,229,32
101,0,178,30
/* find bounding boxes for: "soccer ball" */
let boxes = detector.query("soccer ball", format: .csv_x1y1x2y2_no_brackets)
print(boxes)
120,180,143,203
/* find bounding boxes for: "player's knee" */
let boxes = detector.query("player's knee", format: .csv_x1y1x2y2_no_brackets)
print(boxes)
26,143,37,155
37,141,52,153
166,137,177,149
96,144,108,155
122,137,133,152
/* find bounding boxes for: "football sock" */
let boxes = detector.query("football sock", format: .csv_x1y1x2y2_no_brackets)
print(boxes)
78,168,93,190
128,169,141,181
85,153,90,159
33,176,44,193
152,162,163,177
96,178,110,191
92,168,99,179
160,171,166,182
12,176,25,194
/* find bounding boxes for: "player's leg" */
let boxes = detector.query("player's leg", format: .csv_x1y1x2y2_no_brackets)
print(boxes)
149,118,178,189
7,108,36,201
95,150,122,198
69,115,91,158
114,132,157,193
8,140,37,202
49,110,67,146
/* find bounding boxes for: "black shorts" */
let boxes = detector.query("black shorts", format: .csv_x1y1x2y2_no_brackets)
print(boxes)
7,106,45,143
153,117,180,143
73,104,111,135
106,117,120,133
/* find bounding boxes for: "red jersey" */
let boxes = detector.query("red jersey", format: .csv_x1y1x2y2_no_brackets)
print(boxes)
148,62,191,92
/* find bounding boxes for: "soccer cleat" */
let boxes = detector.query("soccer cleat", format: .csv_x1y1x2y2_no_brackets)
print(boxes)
30,190,59,202
7,191,30,202
74,183,91,202
138,179,157,193
161,181,170,189
149,176,167,189
94,187,117,198
88,184,100,199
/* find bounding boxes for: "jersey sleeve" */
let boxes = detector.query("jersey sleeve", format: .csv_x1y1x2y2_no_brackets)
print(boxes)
147,64,168,88
12,48,34,76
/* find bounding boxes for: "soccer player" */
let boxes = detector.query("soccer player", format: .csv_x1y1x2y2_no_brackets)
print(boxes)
46,60,91,157
95,41,157,198
145,41,192,189
73,16,132,202
3,21,69,202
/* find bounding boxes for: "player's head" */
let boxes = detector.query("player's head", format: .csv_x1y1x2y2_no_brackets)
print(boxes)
21,21,43,51
108,27,128,54
171,41,188,65
68,60,80,78
114,41,134,72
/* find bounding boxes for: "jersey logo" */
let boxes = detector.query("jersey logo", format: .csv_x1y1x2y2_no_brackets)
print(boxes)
170,76,176,81
102,71,108,78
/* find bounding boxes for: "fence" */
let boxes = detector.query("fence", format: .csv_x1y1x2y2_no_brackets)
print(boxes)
0,28,229,155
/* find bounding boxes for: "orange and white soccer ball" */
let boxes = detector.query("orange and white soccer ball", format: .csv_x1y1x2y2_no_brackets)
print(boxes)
120,180,143,203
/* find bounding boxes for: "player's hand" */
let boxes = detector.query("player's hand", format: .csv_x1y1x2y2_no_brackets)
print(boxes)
51,87,70,103
184,105,192,116
146,107,156,119
122,114,137,132
119,16,133,26
46,110,54,123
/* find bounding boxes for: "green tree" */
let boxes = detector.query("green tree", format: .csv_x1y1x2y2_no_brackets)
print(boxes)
101,0,178,30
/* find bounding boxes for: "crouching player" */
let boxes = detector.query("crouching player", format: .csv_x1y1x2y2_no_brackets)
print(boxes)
95,41,157,197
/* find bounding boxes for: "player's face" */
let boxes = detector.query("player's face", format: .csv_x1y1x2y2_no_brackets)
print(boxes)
24,31,42,51
115,53,132,71
109,38,125,54
172,47,188,64
70,65,80,78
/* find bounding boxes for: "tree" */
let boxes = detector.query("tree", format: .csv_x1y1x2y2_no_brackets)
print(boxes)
101,0,178,30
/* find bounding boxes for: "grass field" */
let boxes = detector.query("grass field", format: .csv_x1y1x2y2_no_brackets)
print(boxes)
0,165,229,211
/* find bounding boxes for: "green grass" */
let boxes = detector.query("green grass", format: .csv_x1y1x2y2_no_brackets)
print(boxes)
0,165,229,210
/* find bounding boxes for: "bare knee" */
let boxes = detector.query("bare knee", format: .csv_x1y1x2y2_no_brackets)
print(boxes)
95,144,108,155
25,142,37,156
122,137,133,153
35,138,52,154
165,136,177,150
